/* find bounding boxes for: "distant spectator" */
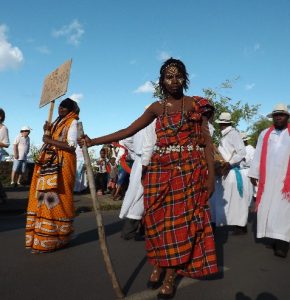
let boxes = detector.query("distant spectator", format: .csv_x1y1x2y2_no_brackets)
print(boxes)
11,126,31,186
0,108,9,203
107,156,118,195
94,148,109,195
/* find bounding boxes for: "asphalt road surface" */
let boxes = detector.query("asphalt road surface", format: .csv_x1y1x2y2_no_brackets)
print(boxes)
0,189,289,300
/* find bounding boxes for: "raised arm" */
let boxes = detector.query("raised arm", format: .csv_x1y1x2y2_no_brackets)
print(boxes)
82,105,157,147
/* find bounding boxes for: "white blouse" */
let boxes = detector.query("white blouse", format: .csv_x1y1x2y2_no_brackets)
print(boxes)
0,124,10,147
67,119,78,147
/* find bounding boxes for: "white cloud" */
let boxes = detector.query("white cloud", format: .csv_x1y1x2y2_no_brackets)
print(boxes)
245,83,255,90
158,51,171,61
36,46,50,54
0,24,24,71
134,81,154,93
52,20,84,46
69,93,84,103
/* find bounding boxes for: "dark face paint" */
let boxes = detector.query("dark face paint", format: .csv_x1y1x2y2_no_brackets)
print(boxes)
163,66,184,96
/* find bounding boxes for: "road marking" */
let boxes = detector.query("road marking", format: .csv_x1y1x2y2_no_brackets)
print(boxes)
125,266,230,300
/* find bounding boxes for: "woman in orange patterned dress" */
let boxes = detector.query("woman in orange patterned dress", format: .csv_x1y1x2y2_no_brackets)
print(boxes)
79,58,217,298
26,98,79,253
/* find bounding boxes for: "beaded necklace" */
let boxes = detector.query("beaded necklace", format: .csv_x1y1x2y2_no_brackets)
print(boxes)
163,97,185,134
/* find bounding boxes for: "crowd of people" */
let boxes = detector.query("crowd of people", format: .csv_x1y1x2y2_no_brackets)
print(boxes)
0,57,289,299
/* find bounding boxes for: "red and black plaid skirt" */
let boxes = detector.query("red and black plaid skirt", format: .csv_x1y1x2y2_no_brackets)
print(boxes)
143,149,218,278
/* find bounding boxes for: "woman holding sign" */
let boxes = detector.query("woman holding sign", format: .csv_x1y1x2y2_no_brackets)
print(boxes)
26,98,79,253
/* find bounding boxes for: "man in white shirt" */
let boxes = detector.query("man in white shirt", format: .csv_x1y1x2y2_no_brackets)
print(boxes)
210,112,250,235
11,126,31,187
248,103,290,258
240,132,255,207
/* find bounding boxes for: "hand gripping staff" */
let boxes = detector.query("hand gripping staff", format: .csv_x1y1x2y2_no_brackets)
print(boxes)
77,122,124,299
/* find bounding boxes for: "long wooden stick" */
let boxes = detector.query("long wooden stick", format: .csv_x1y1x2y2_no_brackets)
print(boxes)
45,100,55,135
77,122,124,299
47,100,55,123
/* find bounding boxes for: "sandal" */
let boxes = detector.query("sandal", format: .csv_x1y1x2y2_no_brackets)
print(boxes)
157,273,176,299
147,266,164,290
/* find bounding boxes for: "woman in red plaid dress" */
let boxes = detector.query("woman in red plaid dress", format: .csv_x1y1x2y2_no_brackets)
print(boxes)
79,58,218,298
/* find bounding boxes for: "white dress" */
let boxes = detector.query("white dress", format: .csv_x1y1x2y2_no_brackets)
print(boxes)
248,127,290,242
119,120,156,220
74,145,88,192
210,126,250,227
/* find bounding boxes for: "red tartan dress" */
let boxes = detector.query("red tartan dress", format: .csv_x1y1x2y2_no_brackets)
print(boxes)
143,97,218,278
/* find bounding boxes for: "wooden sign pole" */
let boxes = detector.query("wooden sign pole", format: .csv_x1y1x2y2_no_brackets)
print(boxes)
44,100,55,136
47,100,55,123
77,122,124,299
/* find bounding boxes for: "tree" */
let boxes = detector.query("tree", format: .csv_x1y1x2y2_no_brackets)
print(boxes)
202,80,260,144
151,81,165,100
248,116,272,147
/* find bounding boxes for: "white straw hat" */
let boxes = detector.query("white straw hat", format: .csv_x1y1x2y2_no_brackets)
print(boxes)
20,126,32,131
215,112,232,124
267,103,289,118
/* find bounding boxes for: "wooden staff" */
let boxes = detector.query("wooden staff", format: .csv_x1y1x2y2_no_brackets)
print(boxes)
44,100,55,135
77,122,124,299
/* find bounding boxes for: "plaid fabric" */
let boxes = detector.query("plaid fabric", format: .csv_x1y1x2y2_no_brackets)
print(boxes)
143,97,218,278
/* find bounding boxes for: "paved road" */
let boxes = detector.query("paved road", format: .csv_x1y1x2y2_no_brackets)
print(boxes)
0,189,289,300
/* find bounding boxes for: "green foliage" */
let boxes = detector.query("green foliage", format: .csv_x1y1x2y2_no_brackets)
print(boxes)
202,80,260,143
151,81,165,100
30,144,41,162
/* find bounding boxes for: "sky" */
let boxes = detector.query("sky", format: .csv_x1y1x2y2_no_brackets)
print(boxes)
1,0,290,155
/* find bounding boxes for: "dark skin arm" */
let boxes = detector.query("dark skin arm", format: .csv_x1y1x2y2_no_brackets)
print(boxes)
250,177,258,186
43,121,76,153
79,103,159,147
0,142,9,148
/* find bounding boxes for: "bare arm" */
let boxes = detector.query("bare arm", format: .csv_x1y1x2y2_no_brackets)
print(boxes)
0,142,9,148
13,144,19,159
43,135,76,153
83,107,157,147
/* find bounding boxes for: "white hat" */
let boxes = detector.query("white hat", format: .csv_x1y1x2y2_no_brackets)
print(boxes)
20,126,32,131
267,103,289,118
215,112,232,124
240,131,250,141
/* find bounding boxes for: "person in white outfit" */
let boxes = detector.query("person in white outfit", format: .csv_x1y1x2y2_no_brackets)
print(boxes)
240,132,255,207
210,112,250,235
248,103,290,258
11,126,31,186
74,145,88,193
120,120,156,240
